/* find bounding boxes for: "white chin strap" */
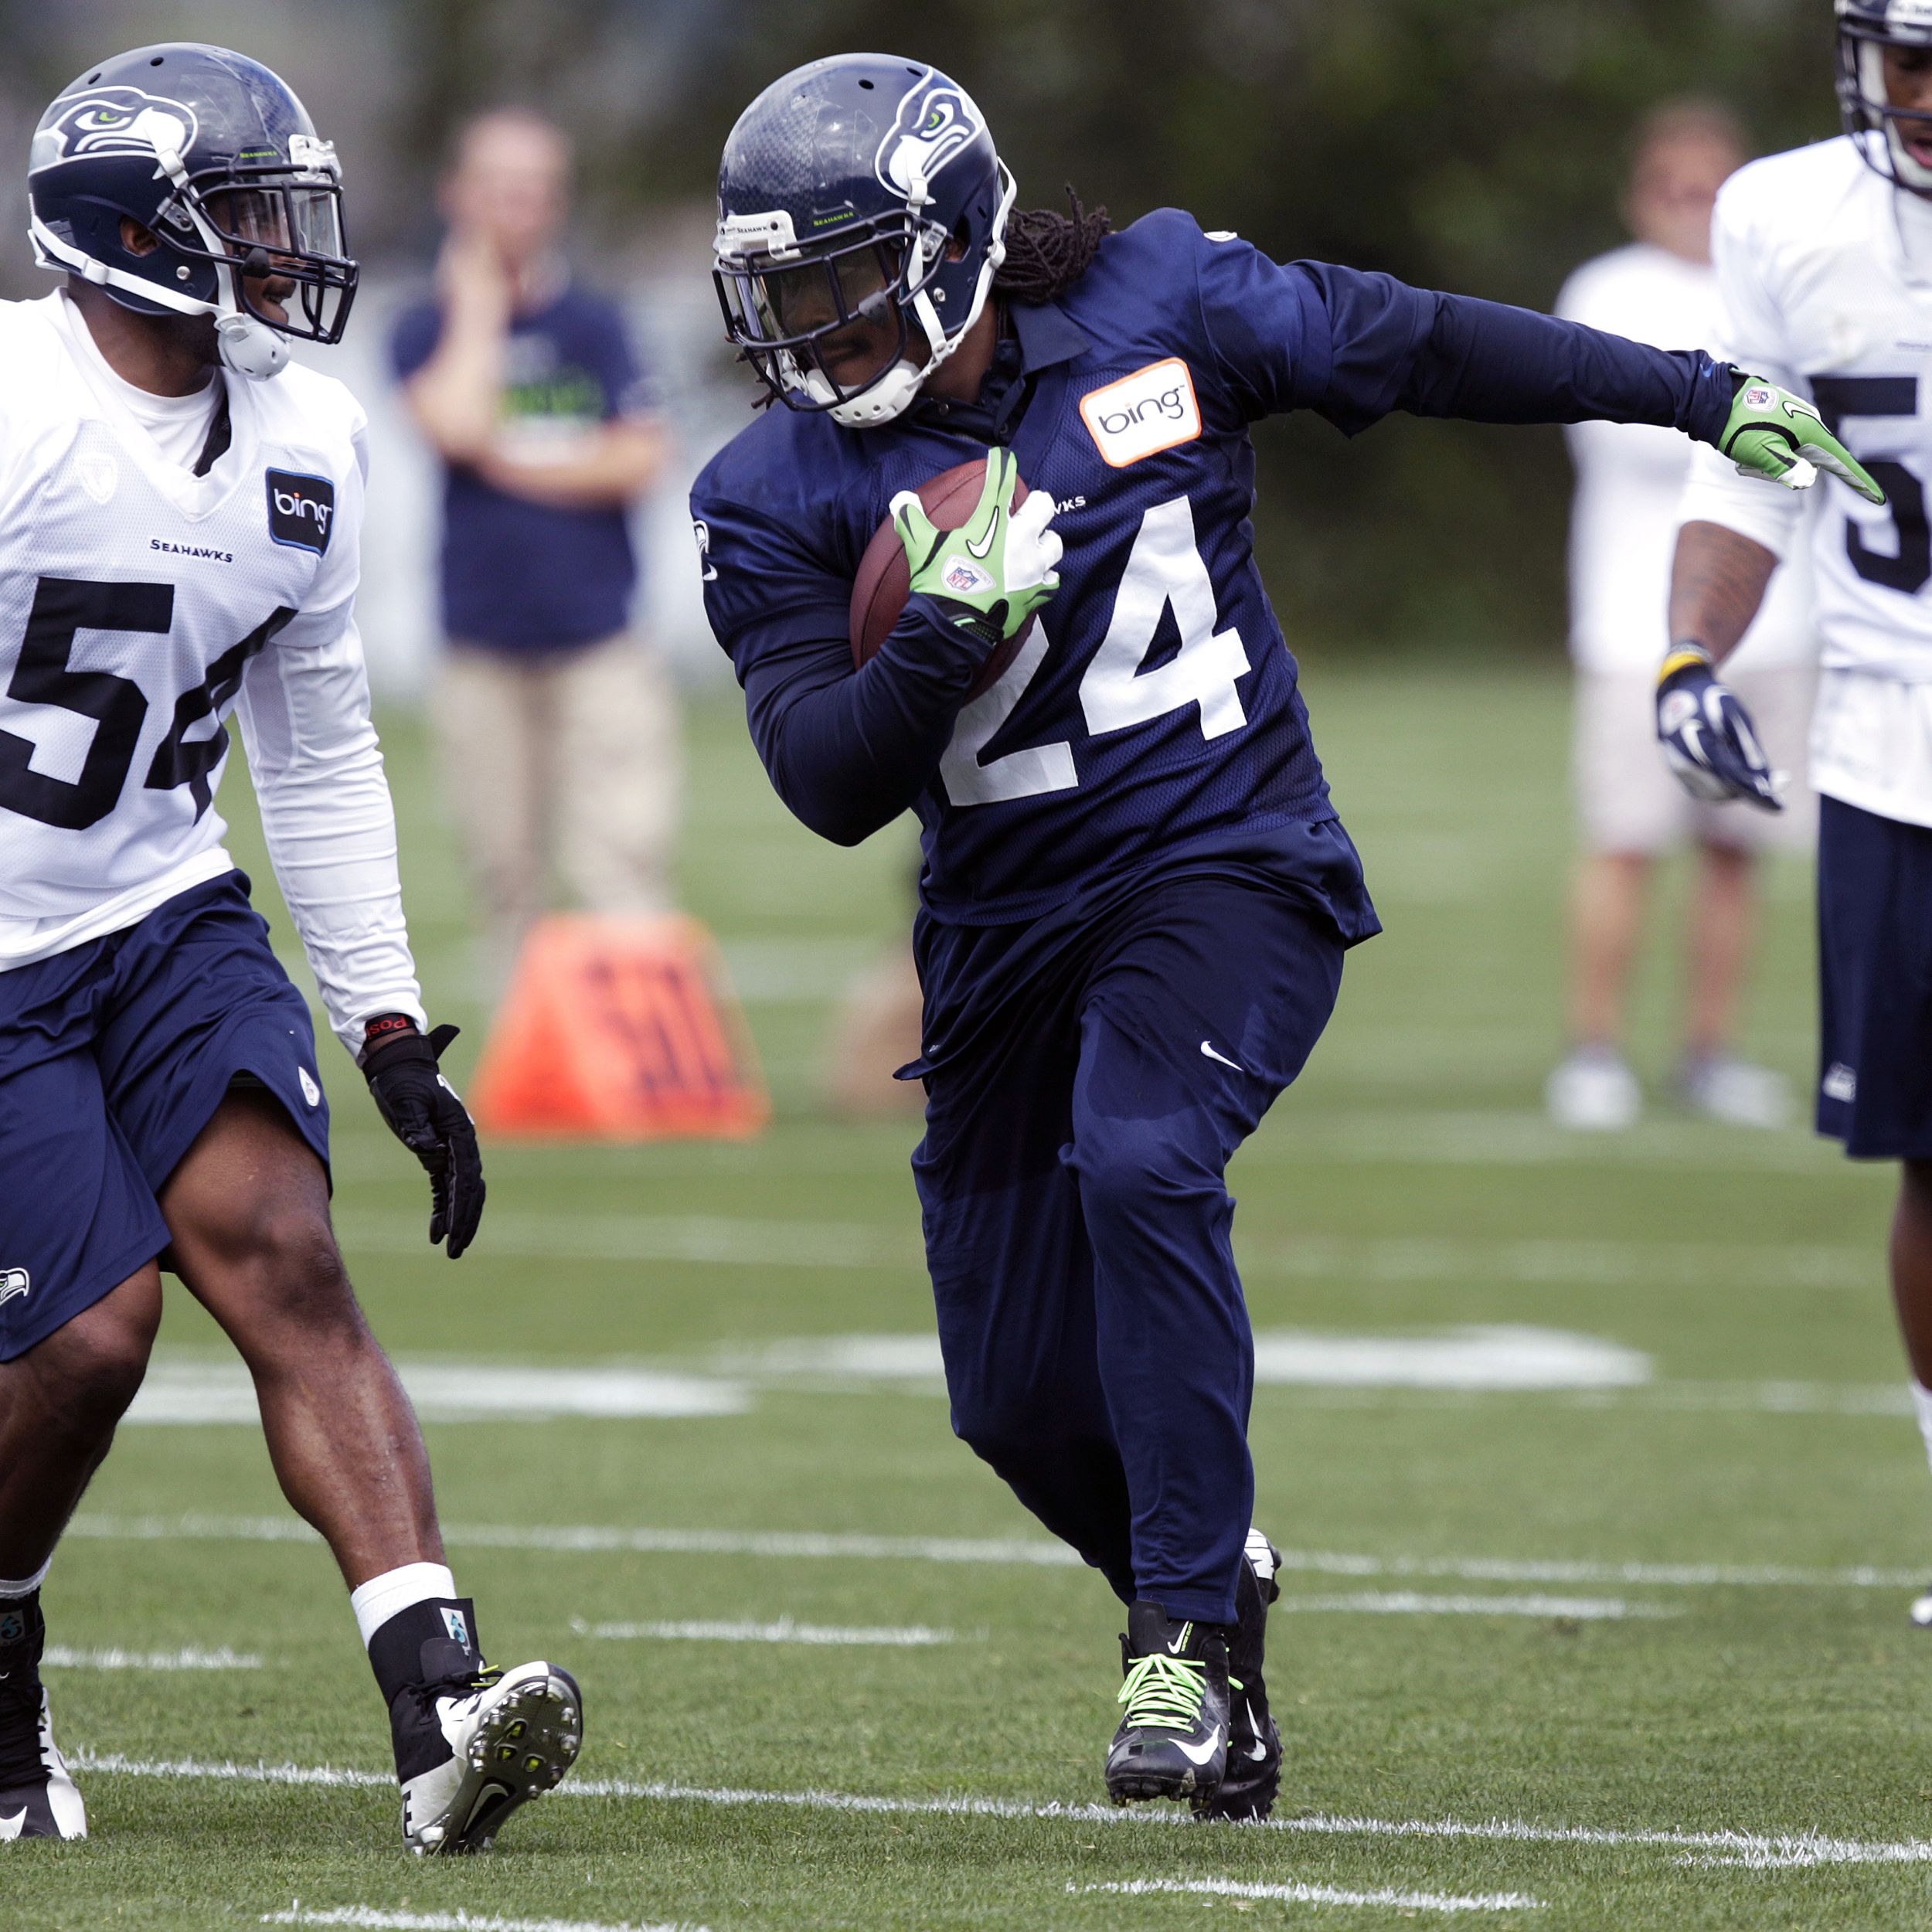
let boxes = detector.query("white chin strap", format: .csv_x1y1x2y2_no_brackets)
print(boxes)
29,179,290,381
815,160,1019,430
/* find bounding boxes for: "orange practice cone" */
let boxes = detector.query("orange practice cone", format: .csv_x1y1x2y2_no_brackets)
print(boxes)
471,913,770,1140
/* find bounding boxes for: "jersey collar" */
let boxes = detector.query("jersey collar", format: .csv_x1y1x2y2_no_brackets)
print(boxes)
1007,297,1091,371
906,298,1092,443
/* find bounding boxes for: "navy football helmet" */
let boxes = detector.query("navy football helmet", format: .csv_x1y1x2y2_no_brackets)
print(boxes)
713,54,1015,427
28,43,356,379
1838,0,1932,196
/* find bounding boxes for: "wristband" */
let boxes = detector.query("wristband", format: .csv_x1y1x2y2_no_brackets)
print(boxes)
1658,642,1713,686
359,1011,423,1071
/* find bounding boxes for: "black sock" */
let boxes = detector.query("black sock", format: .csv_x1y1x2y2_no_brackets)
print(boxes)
366,1596,484,1709
0,1592,46,1787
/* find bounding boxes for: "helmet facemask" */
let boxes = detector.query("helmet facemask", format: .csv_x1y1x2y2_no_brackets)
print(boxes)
29,126,358,379
173,156,359,346
715,160,1014,428
1840,12,1932,197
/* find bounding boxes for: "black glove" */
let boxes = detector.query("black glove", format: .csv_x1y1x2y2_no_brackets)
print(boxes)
359,1014,485,1259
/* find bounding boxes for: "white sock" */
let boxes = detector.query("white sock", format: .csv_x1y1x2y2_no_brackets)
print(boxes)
350,1562,457,1648
0,1557,51,1600
1911,1381,1932,1483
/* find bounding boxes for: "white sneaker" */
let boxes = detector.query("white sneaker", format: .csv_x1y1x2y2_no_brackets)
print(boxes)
1681,1056,1794,1130
1910,1586,1932,1629
0,1689,86,1842
1546,1047,1641,1131
399,1659,582,1855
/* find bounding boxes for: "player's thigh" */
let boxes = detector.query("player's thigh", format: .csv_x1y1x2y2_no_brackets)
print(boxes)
0,962,171,1369
913,1003,1102,1430
92,872,332,1207
158,1087,353,1342
1572,670,1687,859
1815,796,1932,1158
1071,877,1345,1190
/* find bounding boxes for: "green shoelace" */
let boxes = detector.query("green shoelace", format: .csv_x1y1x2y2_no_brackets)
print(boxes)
1117,1650,1207,1733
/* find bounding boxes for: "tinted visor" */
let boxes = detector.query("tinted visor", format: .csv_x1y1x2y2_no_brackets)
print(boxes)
715,216,927,411
757,243,895,337
207,185,346,260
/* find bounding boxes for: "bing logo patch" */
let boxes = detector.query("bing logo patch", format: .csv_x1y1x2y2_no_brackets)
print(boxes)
1080,358,1202,468
266,468,335,556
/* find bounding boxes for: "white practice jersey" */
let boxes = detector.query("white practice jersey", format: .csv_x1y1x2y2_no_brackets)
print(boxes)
0,291,424,1051
1681,137,1932,825
1558,243,1814,675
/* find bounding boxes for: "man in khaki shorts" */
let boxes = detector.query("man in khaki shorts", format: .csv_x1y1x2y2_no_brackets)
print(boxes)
393,109,679,991
1549,100,1817,1131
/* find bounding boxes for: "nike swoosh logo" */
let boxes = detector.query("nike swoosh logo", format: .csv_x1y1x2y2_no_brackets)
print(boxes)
1200,1040,1243,1071
964,512,999,560
0,1808,28,1839
1243,1701,1267,1760
1175,1730,1223,1767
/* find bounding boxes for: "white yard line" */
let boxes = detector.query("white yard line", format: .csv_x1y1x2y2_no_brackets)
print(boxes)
1276,1593,1676,1621
66,1512,1086,1567
332,1209,1874,1291
73,1751,1932,1870
574,1617,953,1647
263,1910,706,1932
123,1361,750,1426
334,1213,914,1272
44,1645,259,1670
66,1511,1926,1591
1075,1876,1542,1913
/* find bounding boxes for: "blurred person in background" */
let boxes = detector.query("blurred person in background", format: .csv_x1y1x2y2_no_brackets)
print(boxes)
393,109,678,993
1547,102,1818,1134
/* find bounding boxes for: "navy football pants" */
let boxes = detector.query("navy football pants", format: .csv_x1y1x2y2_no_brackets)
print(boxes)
912,877,1344,1626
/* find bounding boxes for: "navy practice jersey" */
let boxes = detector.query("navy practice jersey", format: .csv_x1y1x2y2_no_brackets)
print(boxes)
692,209,1733,1058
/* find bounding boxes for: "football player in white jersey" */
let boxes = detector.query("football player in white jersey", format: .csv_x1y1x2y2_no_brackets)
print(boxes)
0,45,580,1849
1663,1,1932,1618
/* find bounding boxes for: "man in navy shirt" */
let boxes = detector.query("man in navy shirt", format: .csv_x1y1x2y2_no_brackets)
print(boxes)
393,108,676,987
692,56,1879,1818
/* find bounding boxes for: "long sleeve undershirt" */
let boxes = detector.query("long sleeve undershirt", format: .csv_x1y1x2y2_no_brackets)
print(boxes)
740,264,1738,849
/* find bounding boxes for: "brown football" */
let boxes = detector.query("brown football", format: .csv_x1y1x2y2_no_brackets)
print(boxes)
849,459,1032,700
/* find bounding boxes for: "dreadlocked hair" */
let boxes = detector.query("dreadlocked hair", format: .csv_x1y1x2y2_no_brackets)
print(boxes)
993,185,1111,303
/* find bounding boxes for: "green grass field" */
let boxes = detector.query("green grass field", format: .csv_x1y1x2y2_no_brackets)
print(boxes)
12,662,1929,1932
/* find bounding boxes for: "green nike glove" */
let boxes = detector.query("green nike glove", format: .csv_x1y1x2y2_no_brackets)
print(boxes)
890,447,1063,648
1719,374,1886,504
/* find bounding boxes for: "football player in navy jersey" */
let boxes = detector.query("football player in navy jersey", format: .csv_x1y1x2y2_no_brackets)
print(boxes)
690,53,1879,1816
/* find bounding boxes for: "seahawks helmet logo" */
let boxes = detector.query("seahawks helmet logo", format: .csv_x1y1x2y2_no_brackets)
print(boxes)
875,73,984,200
32,87,200,168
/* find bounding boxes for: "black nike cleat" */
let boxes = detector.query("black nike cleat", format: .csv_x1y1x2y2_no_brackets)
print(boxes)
1104,1600,1230,1806
395,1659,583,1855
1195,1528,1283,1821
0,1596,85,1842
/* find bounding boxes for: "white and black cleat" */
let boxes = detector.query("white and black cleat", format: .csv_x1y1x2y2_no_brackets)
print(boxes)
0,1594,84,1843
399,1660,582,1855
1195,1528,1284,1821
0,1689,86,1843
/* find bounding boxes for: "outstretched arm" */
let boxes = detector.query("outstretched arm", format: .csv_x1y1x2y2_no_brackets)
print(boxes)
1294,265,1882,503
